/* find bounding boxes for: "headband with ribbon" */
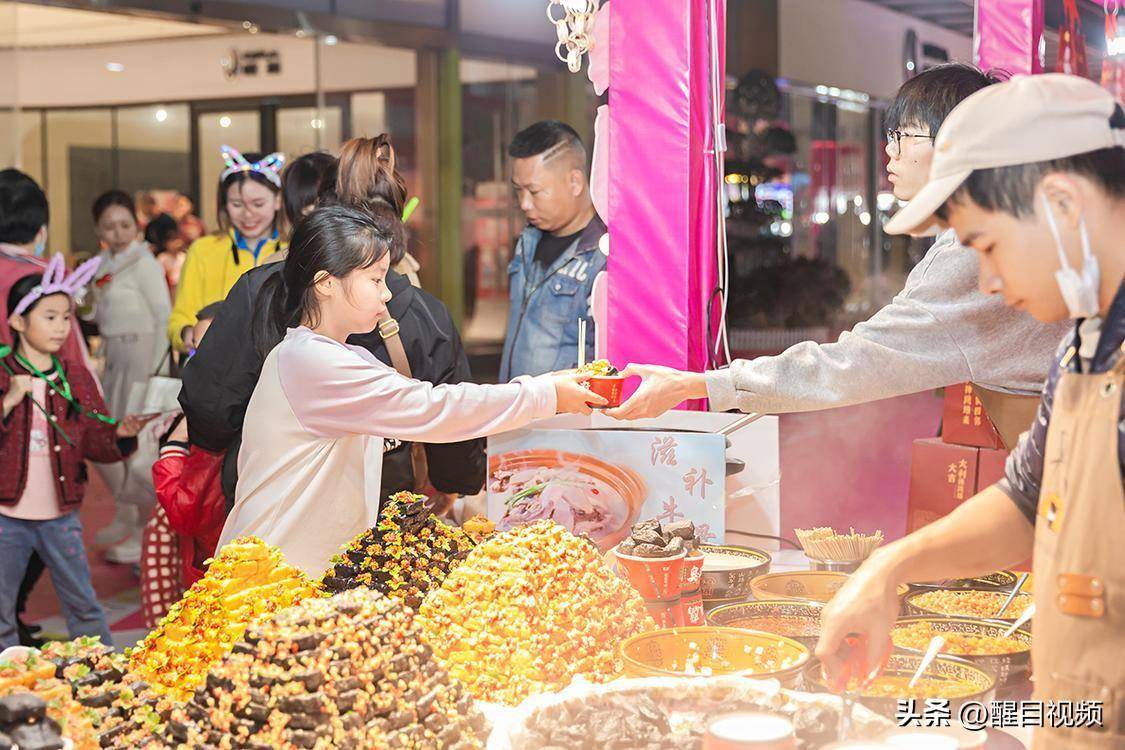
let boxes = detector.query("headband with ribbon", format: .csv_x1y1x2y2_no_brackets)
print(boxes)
13,253,102,317
220,144,285,188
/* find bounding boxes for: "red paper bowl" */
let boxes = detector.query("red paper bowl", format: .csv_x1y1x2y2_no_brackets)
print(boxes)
586,375,626,408
614,545,687,600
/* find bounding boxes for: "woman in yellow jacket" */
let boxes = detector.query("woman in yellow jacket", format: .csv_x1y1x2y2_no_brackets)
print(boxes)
169,146,284,352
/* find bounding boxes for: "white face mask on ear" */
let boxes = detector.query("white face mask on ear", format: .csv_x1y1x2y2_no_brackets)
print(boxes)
1041,194,1101,319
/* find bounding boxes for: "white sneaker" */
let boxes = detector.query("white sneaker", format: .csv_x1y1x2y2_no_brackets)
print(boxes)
105,530,142,565
96,504,140,547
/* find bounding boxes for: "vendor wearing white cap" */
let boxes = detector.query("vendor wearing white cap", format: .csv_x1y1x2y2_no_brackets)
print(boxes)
818,74,1125,749
607,64,1067,451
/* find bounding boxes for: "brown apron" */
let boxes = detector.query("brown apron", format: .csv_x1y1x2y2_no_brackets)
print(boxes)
1031,344,1125,749
975,387,1041,451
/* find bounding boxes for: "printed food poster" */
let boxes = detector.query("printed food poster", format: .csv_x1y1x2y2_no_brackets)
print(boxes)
487,428,726,550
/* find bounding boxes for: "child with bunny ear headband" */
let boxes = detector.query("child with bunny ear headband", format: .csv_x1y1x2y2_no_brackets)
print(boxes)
0,262,157,649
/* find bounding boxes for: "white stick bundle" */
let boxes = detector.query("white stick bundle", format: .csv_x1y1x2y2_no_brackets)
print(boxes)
795,526,884,562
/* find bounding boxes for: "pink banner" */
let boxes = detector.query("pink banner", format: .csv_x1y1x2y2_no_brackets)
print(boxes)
975,0,1045,75
607,0,724,395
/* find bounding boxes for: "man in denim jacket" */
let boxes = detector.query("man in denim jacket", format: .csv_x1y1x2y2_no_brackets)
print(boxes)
500,121,607,380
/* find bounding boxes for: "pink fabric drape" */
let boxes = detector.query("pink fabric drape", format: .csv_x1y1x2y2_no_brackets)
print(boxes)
975,0,1045,75
607,0,724,401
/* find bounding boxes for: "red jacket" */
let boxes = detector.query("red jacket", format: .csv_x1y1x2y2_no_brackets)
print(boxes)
0,357,134,510
152,441,225,586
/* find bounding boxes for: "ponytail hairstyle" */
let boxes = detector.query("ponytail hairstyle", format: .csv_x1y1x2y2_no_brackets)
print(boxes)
252,203,399,358
318,135,409,265
280,151,338,239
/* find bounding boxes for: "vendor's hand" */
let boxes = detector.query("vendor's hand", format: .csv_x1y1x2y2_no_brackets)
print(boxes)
180,325,197,352
815,555,899,691
604,364,708,421
553,373,606,415
116,413,159,439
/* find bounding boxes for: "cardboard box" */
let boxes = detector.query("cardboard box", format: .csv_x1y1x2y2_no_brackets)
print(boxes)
906,438,980,534
976,447,1009,493
941,383,1005,450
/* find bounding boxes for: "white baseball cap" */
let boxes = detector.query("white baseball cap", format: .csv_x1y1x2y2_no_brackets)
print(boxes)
886,73,1125,236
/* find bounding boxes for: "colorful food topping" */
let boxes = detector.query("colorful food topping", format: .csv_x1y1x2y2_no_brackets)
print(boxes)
576,359,619,377
321,492,477,610
128,536,318,701
852,675,979,700
167,588,486,749
418,521,654,705
911,589,1033,619
891,622,1029,655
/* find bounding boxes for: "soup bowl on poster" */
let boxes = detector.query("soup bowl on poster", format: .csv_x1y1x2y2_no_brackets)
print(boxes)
489,450,647,550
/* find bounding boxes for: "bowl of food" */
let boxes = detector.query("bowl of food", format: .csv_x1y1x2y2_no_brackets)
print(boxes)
749,571,910,605
698,544,772,600
908,570,1023,592
706,600,824,649
803,653,997,719
890,616,1032,688
621,626,811,687
578,359,627,408
904,587,1033,624
489,450,647,550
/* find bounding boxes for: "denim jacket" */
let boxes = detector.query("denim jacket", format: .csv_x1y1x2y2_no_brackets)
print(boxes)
500,215,607,380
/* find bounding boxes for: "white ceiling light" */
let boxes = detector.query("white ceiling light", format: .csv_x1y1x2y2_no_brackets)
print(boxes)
154,108,168,123
323,34,338,46
105,62,125,73
219,115,232,128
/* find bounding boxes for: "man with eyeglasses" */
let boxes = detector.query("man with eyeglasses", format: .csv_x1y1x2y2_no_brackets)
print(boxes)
608,63,1067,451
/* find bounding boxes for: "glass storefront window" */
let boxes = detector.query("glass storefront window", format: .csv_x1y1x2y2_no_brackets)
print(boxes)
196,110,260,234
116,103,192,227
278,106,343,158
725,80,927,357
45,108,113,258
458,69,539,351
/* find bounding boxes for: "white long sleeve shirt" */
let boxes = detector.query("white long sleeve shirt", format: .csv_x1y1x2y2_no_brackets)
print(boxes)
706,230,1070,414
219,326,557,574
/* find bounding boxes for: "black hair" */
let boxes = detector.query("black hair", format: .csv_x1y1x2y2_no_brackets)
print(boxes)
7,273,69,350
92,190,137,224
508,120,586,168
216,150,281,237
281,151,337,236
253,203,398,358
316,135,408,265
886,63,1006,136
936,146,1125,220
196,301,223,322
0,169,49,246
144,213,181,254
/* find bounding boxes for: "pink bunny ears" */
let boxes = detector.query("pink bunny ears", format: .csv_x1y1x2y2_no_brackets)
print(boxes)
12,253,101,317
220,144,285,188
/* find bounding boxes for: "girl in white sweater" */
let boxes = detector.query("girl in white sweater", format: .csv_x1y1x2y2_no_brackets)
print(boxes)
219,202,602,573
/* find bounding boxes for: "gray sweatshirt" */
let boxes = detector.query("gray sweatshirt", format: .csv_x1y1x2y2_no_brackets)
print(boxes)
705,230,1070,414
